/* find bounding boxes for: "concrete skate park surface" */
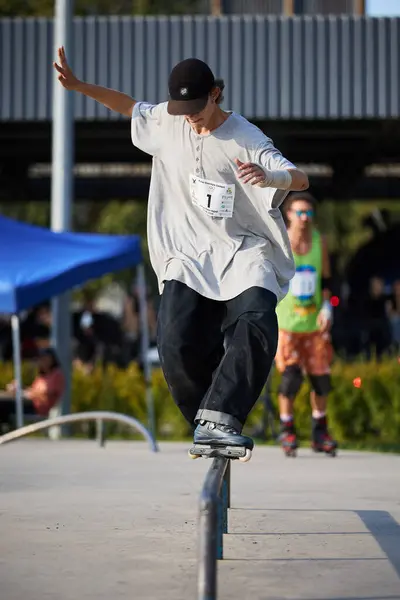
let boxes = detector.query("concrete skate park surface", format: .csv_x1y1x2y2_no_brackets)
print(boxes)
1,441,400,600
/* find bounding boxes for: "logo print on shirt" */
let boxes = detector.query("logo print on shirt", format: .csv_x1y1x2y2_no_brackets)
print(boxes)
180,87,188,96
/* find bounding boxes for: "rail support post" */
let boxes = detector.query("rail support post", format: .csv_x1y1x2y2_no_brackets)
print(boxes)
96,419,105,447
197,457,229,600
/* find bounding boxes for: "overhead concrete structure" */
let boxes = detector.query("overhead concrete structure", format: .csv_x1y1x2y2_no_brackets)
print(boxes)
1,15,399,201
1,15,398,122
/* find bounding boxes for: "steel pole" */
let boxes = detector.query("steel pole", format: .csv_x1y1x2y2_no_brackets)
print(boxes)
137,265,157,443
50,0,74,438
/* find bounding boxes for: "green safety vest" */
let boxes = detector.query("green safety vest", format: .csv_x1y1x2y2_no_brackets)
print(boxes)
276,229,323,333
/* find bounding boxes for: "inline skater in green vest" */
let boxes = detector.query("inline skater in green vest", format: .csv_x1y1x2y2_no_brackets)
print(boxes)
275,192,338,457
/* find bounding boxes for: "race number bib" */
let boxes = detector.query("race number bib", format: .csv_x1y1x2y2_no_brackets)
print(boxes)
290,266,317,300
190,174,235,218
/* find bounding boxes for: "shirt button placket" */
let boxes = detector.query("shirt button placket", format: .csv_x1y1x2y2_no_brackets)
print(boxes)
196,140,203,177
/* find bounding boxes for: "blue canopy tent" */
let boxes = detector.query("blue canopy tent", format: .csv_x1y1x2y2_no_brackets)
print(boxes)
0,215,154,434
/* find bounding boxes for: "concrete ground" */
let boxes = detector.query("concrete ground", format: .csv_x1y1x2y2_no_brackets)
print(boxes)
1,440,400,600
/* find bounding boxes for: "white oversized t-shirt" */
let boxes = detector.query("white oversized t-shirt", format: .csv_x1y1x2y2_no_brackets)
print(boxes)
131,102,296,302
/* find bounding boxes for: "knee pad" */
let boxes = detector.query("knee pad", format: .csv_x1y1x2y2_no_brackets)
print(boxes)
278,365,304,399
309,374,332,397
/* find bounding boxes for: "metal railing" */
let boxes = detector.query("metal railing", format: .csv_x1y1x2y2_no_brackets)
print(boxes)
0,411,158,452
197,457,231,600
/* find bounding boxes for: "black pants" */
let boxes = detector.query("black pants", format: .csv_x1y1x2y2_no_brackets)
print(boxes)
156,280,278,432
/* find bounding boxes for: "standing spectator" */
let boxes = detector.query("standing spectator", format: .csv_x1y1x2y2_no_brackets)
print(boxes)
73,310,98,373
364,276,392,359
122,285,157,364
387,279,400,351
0,314,11,361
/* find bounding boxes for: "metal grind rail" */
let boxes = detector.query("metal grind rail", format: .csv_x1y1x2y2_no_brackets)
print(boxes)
198,457,231,600
0,411,158,452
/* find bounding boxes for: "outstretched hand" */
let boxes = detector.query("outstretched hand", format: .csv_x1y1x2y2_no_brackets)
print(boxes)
235,158,266,186
53,46,81,90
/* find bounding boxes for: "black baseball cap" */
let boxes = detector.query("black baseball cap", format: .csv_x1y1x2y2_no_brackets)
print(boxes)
167,58,215,116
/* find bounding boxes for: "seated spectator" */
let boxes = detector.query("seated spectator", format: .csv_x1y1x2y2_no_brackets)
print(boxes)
6,347,65,417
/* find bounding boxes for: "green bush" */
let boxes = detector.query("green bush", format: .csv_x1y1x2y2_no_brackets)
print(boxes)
1,358,399,450
0,362,37,388
252,359,400,450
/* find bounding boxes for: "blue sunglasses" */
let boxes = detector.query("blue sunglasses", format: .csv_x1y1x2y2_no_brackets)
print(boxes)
295,209,314,218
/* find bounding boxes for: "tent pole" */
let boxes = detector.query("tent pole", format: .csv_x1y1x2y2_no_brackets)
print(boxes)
50,0,74,439
137,265,157,444
11,315,24,429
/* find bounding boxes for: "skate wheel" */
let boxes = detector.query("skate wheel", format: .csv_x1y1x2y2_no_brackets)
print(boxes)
285,449,297,458
238,449,252,463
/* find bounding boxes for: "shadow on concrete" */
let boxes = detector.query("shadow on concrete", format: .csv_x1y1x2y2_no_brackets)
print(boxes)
268,596,400,600
229,508,400,583
356,511,400,579
230,531,370,536
230,509,367,512
226,558,387,562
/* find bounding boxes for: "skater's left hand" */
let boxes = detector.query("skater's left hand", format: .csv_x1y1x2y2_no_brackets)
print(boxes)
235,159,266,185
317,310,331,333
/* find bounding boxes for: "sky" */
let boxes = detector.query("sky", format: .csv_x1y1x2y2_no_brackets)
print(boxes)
366,0,400,16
